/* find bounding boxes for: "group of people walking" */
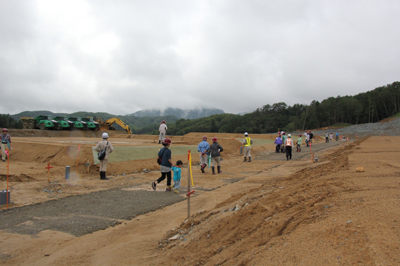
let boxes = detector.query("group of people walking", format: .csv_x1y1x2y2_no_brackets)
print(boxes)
150,133,226,193
274,132,297,161
96,119,343,192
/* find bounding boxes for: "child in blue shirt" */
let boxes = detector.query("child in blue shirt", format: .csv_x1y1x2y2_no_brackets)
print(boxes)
172,160,183,194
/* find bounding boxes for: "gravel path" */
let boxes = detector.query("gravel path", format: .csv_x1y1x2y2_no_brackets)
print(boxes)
0,189,185,236
256,139,345,161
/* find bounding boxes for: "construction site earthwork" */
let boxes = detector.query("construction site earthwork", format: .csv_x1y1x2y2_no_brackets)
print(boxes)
1,117,400,265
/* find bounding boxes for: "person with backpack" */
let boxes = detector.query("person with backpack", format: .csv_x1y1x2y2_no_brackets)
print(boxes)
1,128,11,162
152,138,175,191
95,132,114,180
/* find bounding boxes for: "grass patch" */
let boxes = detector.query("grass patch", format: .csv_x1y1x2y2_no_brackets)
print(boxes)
390,112,400,118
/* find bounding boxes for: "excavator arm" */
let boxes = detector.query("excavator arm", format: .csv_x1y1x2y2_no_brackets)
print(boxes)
104,118,132,134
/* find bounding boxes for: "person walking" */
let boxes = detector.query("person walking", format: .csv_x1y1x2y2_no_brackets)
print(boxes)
209,137,223,174
152,138,175,191
95,132,114,180
197,136,210,173
274,134,282,153
296,134,302,152
330,132,333,142
309,131,314,144
336,131,339,141
281,132,287,153
158,120,167,144
243,132,253,162
325,131,329,143
172,160,183,193
1,128,11,162
286,134,293,160
304,131,309,147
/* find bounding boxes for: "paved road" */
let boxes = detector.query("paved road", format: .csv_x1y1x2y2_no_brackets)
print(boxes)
0,189,185,236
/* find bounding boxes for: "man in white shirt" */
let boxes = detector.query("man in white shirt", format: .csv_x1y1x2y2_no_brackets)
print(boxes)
304,131,309,147
159,120,167,144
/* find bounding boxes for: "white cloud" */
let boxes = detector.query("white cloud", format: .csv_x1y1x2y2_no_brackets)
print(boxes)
1,0,400,115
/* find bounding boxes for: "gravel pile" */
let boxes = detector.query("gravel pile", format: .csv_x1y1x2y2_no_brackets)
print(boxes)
292,118,400,138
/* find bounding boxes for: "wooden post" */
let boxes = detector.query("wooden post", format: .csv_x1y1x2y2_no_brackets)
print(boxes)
187,150,196,219
187,150,191,218
45,162,53,183
5,149,10,209
85,160,90,173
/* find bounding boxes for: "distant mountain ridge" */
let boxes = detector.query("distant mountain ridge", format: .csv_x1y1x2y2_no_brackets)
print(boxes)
128,107,224,119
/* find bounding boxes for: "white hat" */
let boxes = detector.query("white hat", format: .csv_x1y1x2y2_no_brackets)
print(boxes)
244,132,248,136
102,132,109,139
288,134,291,138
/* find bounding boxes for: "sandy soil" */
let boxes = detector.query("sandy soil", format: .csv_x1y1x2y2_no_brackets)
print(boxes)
0,129,399,265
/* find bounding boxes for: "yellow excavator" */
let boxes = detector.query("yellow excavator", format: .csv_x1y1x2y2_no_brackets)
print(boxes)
97,118,132,134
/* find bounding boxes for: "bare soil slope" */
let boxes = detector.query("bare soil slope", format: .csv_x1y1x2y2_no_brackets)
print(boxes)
0,131,399,265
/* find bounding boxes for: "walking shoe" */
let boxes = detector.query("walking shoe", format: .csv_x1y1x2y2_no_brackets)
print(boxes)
166,186,172,191
174,188,179,194
151,182,156,190
243,157,246,162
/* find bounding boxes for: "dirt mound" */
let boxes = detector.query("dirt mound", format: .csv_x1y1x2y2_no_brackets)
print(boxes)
0,174,36,182
155,140,362,265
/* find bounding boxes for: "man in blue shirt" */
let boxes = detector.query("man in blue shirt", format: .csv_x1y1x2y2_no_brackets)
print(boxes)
197,136,210,173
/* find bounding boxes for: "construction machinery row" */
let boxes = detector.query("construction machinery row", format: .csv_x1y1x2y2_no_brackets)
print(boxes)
20,116,132,134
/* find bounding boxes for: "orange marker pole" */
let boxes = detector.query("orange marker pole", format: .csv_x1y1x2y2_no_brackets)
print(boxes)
187,150,191,218
6,149,10,209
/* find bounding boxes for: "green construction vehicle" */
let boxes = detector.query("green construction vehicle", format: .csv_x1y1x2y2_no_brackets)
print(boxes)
66,117,85,130
68,117,92,130
81,117,100,130
20,115,58,130
53,116,75,130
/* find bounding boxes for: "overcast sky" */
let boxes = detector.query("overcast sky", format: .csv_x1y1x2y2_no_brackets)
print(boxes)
1,0,399,115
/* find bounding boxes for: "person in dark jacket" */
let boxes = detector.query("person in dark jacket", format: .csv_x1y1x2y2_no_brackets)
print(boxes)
274,134,282,153
209,137,223,174
152,138,175,191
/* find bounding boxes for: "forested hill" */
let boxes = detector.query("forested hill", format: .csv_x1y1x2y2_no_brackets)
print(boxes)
157,81,400,135
3,81,400,133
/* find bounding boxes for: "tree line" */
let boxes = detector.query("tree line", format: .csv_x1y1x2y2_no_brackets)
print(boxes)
159,81,400,135
4,81,400,133
0,114,23,129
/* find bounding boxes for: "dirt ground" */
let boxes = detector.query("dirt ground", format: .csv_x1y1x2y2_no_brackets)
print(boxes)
0,129,399,265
